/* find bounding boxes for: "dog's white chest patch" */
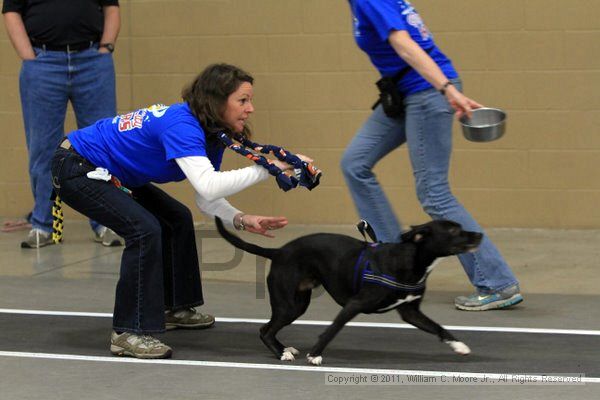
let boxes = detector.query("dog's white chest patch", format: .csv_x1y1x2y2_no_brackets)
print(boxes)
377,294,422,312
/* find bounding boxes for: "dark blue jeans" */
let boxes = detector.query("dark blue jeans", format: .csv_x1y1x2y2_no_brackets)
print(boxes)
51,148,204,334
20,46,116,233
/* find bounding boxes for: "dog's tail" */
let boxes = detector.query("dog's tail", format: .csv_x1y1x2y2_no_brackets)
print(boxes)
215,217,278,260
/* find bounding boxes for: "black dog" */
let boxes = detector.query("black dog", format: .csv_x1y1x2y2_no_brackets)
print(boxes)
215,217,482,365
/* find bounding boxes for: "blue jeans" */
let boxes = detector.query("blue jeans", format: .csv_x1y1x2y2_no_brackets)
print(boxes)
51,148,204,333
19,45,116,233
341,81,518,293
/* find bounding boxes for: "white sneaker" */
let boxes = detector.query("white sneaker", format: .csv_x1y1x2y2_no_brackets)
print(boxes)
21,228,54,249
110,331,172,359
94,227,124,247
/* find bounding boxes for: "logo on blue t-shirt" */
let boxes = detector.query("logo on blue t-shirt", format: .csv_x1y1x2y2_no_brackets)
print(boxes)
112,104,170,132
401,2,431,41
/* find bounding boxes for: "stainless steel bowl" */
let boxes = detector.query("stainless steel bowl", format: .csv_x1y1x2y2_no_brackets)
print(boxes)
459,108,506,142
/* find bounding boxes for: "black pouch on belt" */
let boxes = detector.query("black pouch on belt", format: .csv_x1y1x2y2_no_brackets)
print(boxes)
374,76,406,118
372,65,411,118
371,48,434,118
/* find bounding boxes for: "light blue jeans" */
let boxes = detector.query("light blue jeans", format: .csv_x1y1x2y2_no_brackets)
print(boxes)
19,45,116,233
341,80,518,293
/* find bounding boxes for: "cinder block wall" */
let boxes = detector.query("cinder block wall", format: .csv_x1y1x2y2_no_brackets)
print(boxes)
1,0,599,228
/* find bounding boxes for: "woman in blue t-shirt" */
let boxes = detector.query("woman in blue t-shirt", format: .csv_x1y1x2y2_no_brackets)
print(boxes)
51,63,308,359
342,0,522,311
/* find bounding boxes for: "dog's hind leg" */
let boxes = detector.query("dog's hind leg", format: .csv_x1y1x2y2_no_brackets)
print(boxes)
396,305,470,355
261,291,312,361
260,313,297,361
259,321,285,358
280,290,314,358
307,299,364,365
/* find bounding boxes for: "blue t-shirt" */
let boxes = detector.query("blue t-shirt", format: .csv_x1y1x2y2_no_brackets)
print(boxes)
68,103,224,188
349,0,458,95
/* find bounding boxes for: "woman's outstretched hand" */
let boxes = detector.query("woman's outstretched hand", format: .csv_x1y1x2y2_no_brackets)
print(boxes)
243,215,288,238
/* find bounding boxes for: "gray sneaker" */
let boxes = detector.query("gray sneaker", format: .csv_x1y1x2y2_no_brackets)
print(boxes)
21,228,54,249
455,284,523,311
165,308,215,330
94,227,124,247
110,331,172,359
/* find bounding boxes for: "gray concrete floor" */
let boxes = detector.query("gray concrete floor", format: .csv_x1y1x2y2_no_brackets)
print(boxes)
0,220,599,399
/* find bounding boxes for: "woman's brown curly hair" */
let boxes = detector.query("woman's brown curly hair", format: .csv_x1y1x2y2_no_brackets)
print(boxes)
182,63,254,141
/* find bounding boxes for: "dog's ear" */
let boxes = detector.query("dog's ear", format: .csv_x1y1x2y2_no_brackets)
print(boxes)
401,224,431,243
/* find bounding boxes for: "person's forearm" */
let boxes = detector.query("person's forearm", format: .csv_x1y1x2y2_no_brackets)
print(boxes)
3,12,34,60
388,30,450,91
100,6,120,45
176,156,270,202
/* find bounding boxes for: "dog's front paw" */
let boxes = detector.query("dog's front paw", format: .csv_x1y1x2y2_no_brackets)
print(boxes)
445,340,471,355
306,354,323,366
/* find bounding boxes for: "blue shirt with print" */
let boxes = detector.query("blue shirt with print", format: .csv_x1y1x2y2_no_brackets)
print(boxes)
68,103,224,188
349,0,458,95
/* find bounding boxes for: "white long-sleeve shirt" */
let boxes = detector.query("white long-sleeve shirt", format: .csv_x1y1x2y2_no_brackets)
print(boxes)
175,156,269,227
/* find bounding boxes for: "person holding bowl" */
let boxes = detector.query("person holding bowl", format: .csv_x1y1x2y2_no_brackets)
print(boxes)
341,0,522,311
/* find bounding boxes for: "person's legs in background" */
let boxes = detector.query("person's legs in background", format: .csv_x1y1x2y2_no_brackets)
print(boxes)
341,105,406,243
404,82,522,311
19,48,69,248
70,46,123,246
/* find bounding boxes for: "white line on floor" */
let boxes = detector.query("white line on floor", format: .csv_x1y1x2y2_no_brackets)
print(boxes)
0,350,597,383
1,308,599,336
0,309,112,318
